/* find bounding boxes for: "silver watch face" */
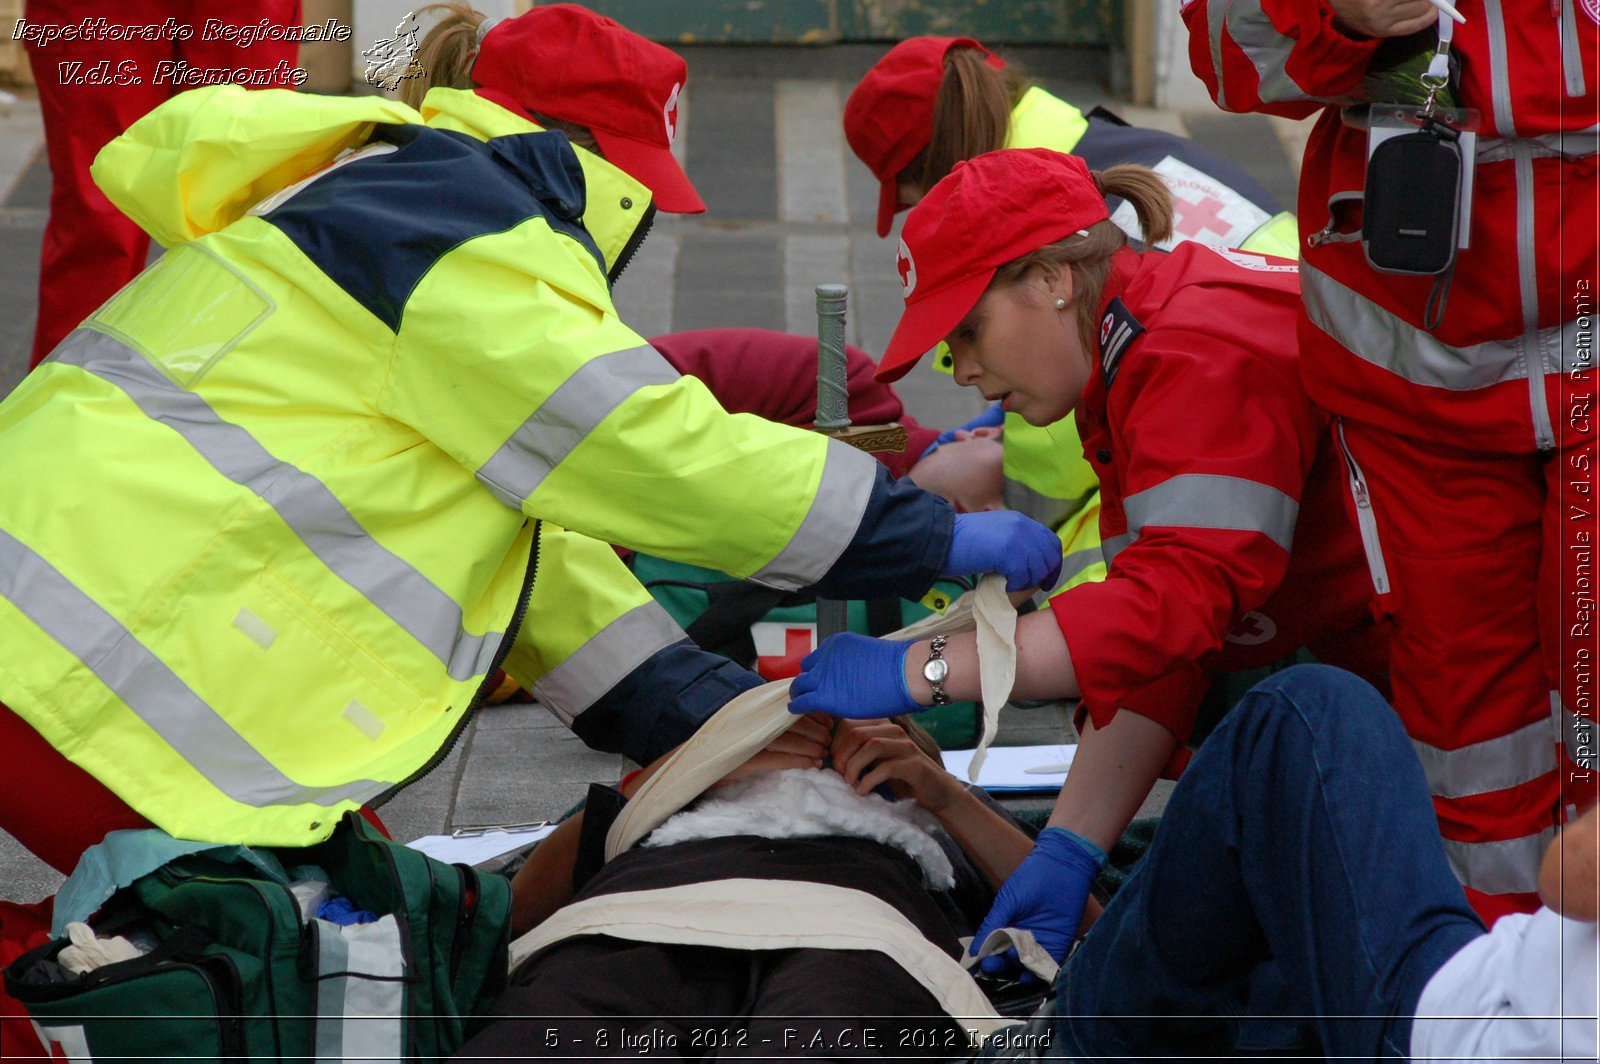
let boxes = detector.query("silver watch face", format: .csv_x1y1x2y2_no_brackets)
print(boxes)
923,658,949,684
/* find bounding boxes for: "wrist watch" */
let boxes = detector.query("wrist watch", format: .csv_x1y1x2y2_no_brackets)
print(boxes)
923,635,952,706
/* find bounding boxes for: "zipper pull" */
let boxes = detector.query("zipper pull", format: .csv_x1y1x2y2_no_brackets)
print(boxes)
1353,480,1371,509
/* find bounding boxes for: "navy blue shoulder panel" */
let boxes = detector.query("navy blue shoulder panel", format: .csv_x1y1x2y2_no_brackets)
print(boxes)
263,126,607,332
1074,112,1284,215
570,639,765,764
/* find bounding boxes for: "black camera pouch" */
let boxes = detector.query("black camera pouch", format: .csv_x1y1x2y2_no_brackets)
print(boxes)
1362,126,1461,275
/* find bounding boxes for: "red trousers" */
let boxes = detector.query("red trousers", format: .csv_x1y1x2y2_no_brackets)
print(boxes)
1341,420,1599,924
0,697,390,1058
23,0,300,366
0,698,151,1057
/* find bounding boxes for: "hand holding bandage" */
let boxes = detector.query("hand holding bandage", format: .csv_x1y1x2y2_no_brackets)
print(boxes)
788,634,922,719
946,512,1063,592
970,827,1106,978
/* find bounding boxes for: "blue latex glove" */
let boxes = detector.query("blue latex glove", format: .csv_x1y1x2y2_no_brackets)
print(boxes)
919,401,1006,460
316,895,379,926
946,511,1063,592
787,633,921,719
970,827,1106,977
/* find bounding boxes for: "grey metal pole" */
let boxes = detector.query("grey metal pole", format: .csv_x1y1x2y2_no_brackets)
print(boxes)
814,284,850,643
814,284,851,432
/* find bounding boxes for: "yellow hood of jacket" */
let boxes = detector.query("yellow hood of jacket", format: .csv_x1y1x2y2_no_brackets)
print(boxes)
91,85,653,276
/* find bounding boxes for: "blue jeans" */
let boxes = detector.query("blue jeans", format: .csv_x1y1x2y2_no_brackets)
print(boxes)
1055,665,1485,1061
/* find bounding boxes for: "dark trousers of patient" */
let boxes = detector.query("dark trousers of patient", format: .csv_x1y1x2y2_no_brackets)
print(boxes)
454,937,967,1060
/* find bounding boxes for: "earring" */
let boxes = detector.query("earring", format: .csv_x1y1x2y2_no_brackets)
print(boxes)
1054,298,1067,309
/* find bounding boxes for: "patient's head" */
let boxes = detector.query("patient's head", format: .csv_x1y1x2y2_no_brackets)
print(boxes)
907,428,1004,513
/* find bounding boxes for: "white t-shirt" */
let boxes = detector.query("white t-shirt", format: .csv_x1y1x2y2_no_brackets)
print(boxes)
1411,908,1598,1062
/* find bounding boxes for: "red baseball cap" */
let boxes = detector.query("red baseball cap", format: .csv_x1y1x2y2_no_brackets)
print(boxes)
876,149,1110,383
844,37,1004,238
474,4,704,214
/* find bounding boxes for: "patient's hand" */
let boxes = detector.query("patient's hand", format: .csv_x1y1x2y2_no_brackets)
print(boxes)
711,712,833,789
830,718,962,812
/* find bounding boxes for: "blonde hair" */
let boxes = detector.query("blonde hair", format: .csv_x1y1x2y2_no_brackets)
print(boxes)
989,165,1175,348
901,45,1029,191
403,3,602,155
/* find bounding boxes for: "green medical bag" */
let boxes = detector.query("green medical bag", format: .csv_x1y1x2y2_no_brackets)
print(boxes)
5,812,510,1063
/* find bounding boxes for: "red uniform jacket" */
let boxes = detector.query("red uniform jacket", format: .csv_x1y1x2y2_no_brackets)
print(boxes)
1183,0,1598,454
1051,246,1387,742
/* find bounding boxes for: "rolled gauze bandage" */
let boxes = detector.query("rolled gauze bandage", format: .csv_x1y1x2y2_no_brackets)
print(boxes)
892,576,1016,781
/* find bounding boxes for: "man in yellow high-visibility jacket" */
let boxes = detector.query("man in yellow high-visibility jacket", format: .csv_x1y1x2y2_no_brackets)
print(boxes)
0,9,1062,863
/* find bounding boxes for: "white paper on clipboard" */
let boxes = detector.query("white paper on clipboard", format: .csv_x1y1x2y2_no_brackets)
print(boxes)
941,744,1078,792
407,824,557,866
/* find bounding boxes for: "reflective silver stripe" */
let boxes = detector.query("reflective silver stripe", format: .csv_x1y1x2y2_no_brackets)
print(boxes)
1303,265,1585,391
532,601,685,725
1035,547,1106,606
1481,0,1518,136
1560,0,1587,97
57,329,500,681
1002,477,1082,531
1053,548,1106,590
1441,829,1554,896
1122,474,1298,552
1222,0,1316,105
475,343,680,509
313,915,406,1064
1479,0,1535,453
1513,143,1554,450
1101,532,1135,567
1412,718,1557,800
1555,691,1599,771
0,528,386,809
1477,128,1600,163
1206,0,1231,106
747,439,878,591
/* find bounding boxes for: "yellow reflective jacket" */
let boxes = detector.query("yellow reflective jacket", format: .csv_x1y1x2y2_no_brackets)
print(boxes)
0,86,945,846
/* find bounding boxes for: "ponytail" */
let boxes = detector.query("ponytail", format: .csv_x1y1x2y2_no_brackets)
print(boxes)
403,2,482,110
903,45,1030,191
1096,164,1173,247
988,164,1174,349
402,3,603,155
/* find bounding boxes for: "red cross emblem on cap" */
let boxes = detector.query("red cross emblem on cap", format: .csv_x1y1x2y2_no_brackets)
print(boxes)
663,82,682,145
895,239,917,299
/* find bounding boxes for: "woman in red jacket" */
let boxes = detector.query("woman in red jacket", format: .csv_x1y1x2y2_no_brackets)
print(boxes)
1184,0,1598,923
790,147,1390,972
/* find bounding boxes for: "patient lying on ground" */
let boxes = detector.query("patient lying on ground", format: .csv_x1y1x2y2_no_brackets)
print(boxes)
453,715,1040,1060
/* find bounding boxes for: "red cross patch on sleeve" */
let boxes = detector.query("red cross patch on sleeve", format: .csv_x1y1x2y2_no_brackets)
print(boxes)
1099,297,1145,388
